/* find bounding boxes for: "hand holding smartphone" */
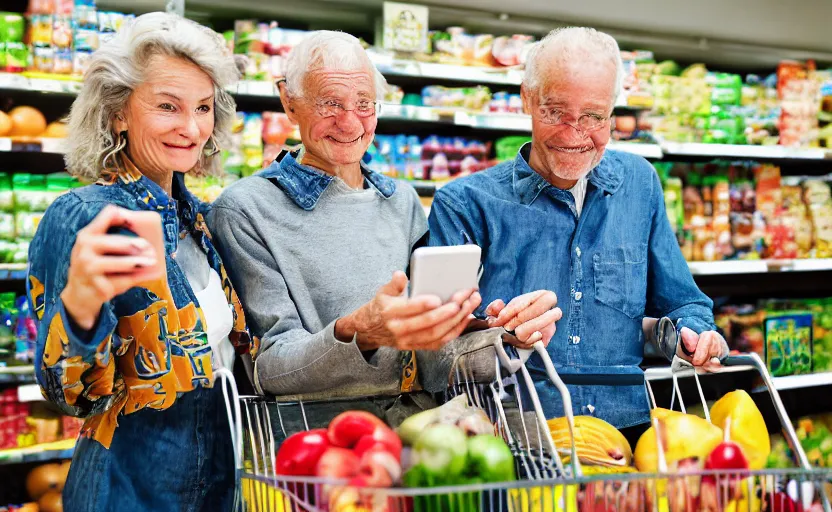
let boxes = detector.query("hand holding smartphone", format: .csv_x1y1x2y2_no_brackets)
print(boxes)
61,206,166,330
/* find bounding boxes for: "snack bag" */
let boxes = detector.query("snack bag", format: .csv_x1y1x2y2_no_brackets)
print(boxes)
764,313,813,376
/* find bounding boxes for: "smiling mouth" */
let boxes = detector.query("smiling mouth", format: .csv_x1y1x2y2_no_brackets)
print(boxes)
163,143,197,150
551,144,594,154
326,135,363,145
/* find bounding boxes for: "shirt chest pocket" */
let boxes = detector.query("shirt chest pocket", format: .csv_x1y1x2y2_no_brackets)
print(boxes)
593,243,648,319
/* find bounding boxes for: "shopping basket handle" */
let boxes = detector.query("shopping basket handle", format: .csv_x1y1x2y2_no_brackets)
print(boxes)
645,352,813,471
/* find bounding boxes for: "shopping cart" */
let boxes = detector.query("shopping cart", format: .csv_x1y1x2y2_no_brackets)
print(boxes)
225,328,832,512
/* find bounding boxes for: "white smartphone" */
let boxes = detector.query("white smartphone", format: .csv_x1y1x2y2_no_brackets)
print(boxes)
409,245,482,303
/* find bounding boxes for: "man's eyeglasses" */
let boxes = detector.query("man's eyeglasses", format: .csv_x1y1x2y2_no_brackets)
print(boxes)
315,99,379,119
536,107,610,132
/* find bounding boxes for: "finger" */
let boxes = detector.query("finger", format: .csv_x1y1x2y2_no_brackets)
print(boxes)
539,322,557,346
702,358,722,373
96,255,159,274
383,294,443,319
400,299,473,348
485,299,505,318
449,288,476,307
678,327,699,361
514,307,563,342
693,331,716,366
504,296,561,333
501,290,558,331
386,302,460,336
468,292,482,313
378,270,409,297
87,234,154,256
81,205,128,236
496,291,544,324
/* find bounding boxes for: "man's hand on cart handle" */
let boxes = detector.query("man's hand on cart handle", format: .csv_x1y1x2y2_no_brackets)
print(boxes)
676,328,730,372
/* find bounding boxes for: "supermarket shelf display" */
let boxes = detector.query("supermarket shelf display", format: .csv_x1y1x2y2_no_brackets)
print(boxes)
716,296,832,376
657,160,832,263
0,292,38,368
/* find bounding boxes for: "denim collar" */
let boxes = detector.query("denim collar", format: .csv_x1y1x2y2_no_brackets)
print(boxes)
258,148,397,211
512,142,625,205
98,156,206,244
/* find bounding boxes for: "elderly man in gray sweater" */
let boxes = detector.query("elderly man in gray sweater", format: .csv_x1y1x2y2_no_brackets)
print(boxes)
208,30,561,431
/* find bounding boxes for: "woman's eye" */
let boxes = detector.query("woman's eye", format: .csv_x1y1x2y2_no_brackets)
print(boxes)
159,103,176,111
197,105,211,113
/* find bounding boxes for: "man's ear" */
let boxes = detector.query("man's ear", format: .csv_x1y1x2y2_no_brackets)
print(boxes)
520,84,533,116
278,81,299,124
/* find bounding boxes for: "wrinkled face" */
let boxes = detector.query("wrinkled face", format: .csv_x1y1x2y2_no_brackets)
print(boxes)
522,54,617,186
116,54,215,175
284,68,377,168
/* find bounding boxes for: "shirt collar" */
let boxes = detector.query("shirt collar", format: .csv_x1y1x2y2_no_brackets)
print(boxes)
512,142,625,205
98,155,205,232
258,148,397,211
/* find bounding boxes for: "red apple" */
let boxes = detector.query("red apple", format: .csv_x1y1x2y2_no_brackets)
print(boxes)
353,425,403,462
328,411,386,448
316,447,360,479
275,429,331,476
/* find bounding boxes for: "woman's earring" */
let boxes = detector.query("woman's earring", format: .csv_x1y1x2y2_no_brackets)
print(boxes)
103,130,127,171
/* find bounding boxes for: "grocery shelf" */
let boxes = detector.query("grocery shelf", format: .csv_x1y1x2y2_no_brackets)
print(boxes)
661,142,831,161
0,137,66,155
0,365,35,385
368,54,525,86
0,263,28,281
0,440,74,466
757,372,832,392
608,141,664,159
688,259,832,276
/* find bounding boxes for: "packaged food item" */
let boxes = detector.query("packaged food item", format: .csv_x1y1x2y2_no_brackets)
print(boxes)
491,34,534,67
764,313,813,376
663,176,684,235
755,164,782,221
240,113,263,177
778,60,823,147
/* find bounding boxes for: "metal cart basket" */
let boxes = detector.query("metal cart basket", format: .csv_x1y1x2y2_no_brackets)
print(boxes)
225,333,832,512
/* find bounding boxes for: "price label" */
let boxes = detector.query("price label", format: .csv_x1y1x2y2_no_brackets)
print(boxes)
11,141,44,153
40,139,66,154
248,81,276,97
0,73,28,89
30,78,63,93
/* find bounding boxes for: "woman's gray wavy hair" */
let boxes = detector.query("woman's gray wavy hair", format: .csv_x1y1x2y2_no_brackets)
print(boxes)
65,12,241,180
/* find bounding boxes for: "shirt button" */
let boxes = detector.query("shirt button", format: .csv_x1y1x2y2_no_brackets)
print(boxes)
574,291,583,301
573,336,581,344
575,247,581,257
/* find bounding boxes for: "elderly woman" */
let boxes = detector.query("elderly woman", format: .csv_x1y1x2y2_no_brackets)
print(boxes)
209,31,559,431
27,12,250,511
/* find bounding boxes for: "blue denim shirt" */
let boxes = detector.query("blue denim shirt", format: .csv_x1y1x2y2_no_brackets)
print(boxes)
27,159,253,449
428,144,715,428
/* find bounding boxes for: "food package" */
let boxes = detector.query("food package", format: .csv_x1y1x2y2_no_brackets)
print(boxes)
764,313,813,376
804,298,832,373
491,34,534,67
755,164,782,221
777,60,823,147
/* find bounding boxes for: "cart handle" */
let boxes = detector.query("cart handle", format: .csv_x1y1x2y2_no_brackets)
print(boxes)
646,352,812,471
489,336,576,476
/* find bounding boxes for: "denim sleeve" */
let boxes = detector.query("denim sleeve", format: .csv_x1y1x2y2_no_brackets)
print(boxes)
644,166,716,351
427,189,488,318
427,189,478,248
207,204,401,397
27,193,120,418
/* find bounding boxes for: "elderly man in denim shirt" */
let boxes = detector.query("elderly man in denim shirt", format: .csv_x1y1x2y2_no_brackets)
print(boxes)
428,27,728,435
